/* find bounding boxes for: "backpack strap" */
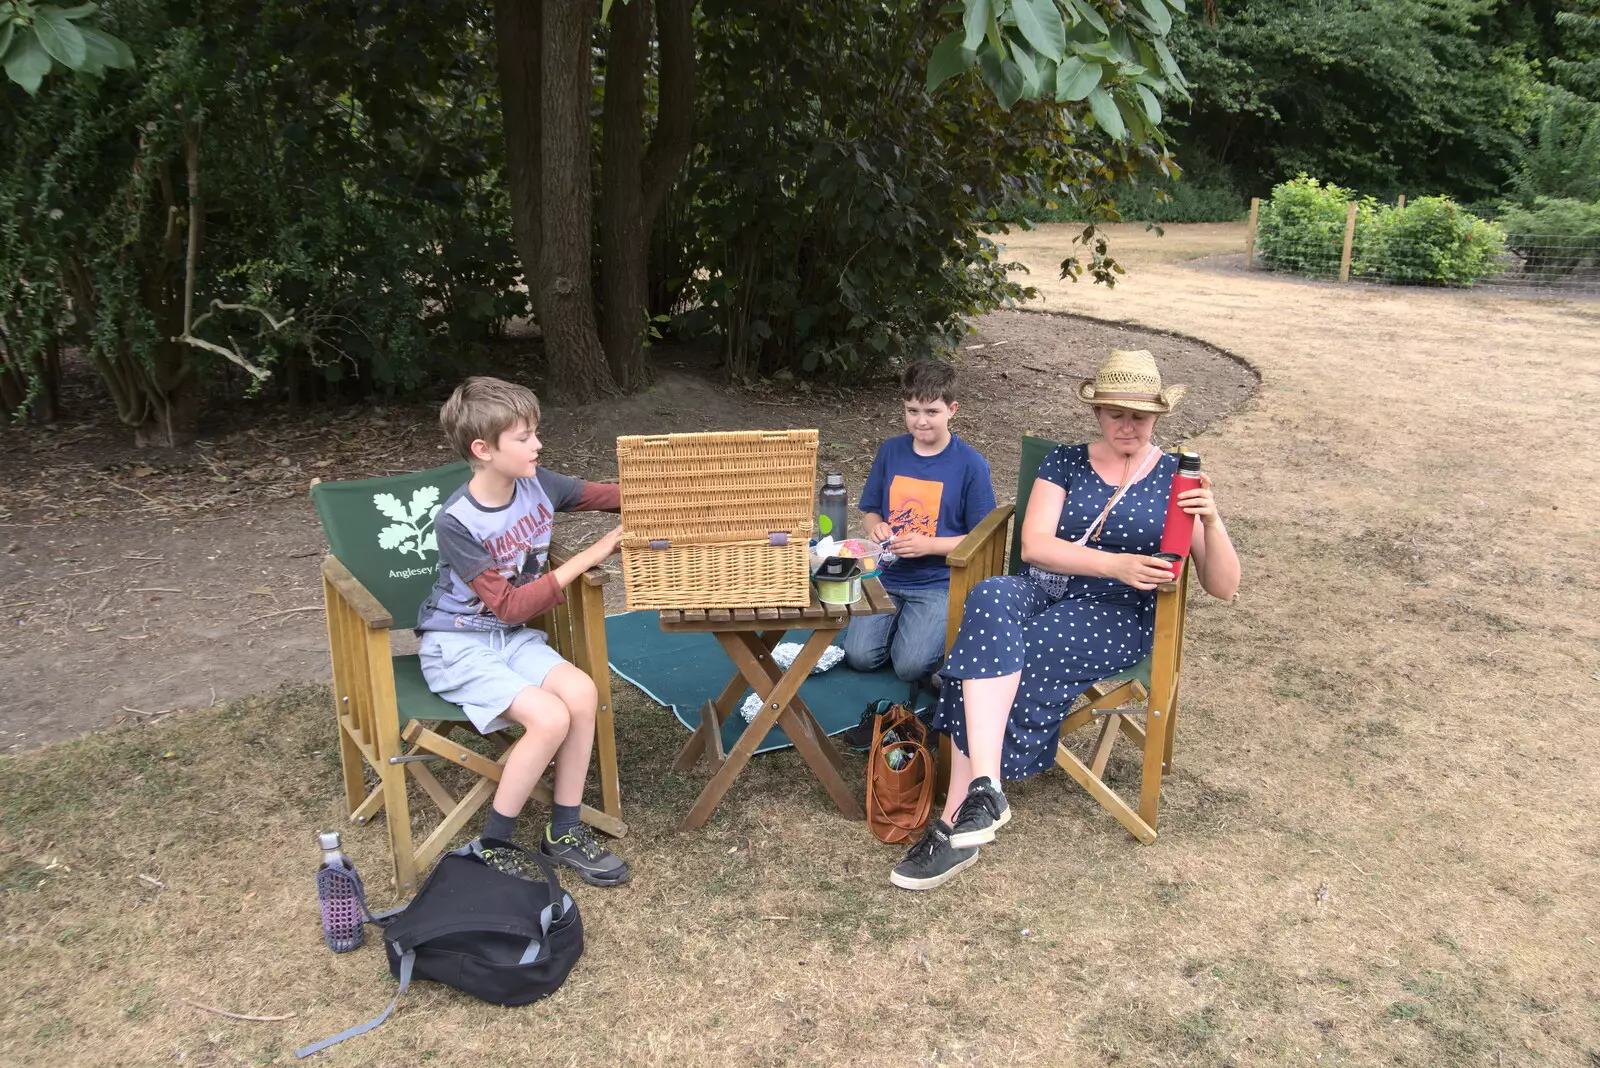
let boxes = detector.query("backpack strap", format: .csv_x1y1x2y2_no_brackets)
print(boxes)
294,949,414,1059
516,892,576,964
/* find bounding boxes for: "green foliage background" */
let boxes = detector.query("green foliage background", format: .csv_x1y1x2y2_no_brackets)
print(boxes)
0,0,521,430
3,0,1599,434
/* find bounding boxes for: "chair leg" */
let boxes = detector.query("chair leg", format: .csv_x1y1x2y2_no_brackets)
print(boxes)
1056,743,1156,845
1089,714,1121,777
1163,689,1181,773
1138,706,1169,830
379,758,417,896
337,720,366,816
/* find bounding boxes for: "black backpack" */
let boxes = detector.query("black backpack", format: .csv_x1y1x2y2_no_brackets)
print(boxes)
296,838,583,1058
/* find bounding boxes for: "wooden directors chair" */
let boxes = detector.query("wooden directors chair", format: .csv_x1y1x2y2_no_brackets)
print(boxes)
940,435,1192,845
311,463,625,897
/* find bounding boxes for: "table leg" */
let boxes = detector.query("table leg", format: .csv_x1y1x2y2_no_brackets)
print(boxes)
676,630,824,831
671,631,782,773
723,629,863,821
732,631,851,779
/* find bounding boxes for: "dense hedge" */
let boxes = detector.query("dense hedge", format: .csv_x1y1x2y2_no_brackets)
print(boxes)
1256,176,1504,286
1496,197,1600,274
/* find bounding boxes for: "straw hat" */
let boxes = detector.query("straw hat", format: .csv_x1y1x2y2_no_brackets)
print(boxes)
1076,349,1187,414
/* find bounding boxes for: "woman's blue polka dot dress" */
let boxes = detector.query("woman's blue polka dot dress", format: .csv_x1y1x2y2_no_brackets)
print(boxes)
930,444,1177,780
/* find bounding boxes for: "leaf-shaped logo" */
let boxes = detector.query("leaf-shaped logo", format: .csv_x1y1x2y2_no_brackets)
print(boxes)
409,485,441,523
374,493,410,523
373,487,445,559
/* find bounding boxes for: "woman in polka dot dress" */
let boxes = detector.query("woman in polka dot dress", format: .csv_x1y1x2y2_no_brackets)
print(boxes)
891,350,1241,891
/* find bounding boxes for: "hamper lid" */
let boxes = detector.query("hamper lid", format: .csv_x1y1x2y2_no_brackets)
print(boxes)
616,429,819,544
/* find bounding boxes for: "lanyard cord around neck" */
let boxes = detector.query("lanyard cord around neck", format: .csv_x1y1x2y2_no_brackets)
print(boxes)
1075,445,1160,546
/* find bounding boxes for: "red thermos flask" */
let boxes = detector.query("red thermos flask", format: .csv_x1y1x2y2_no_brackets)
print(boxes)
1158,452,1204,565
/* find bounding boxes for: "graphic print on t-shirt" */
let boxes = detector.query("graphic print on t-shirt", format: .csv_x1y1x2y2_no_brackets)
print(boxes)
482,503,553,580
887,475,943,537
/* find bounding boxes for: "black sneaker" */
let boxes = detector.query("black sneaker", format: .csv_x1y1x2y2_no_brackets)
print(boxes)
948,776,1011,848
890,819,979,891
540,824,631,887
841,702,886,753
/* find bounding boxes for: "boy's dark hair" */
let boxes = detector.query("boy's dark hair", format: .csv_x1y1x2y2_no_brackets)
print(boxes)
900,360,958,405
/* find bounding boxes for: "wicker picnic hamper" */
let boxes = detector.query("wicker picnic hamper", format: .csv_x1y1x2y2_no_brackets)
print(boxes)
616,429,819,610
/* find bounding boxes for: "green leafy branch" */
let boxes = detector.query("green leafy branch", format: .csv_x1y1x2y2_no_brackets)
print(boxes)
2,0,133,95
926,0,1189,141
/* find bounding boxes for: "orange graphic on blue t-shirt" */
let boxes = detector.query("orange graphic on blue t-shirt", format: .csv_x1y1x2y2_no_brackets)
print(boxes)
887,475,942,537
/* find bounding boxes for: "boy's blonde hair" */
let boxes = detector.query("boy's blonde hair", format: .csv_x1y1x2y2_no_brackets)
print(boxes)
440,376,542,464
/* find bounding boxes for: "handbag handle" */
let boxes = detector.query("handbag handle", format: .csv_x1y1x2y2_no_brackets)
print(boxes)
865,740,933,839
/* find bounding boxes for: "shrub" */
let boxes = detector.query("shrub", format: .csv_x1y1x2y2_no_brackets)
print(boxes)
1495,197,1600,275
1255,176,1378,277
1364,197,1506,286
1256,177,1504,285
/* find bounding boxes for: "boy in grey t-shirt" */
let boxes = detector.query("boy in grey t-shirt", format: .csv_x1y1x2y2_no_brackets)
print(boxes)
417,376,629,886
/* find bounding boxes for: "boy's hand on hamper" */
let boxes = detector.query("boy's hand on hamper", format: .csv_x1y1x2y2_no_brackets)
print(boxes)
592,525,625,558
1108,553,1176,590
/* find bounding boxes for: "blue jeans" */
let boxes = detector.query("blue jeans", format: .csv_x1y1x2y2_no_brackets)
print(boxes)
842,584,948,683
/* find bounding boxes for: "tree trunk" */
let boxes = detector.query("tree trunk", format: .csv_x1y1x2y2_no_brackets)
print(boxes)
539,0,616,403
493,0,544,321
641,0,695,227
598,0,649,390
131,156,198,448
597,0,696,391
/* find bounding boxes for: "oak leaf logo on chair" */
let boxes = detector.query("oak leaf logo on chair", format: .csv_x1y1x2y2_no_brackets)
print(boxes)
374,487,442,558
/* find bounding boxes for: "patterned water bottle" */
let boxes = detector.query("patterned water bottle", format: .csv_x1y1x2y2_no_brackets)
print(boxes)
315,831,366,952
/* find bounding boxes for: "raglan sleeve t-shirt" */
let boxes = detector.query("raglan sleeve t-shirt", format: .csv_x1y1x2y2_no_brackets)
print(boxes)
415,467,619,632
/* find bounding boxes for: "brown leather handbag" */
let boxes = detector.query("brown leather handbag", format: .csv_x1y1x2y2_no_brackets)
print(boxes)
865,703,935,844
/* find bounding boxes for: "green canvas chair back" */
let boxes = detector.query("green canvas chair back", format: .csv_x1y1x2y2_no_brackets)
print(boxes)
1008,435,1061,575
310,462,471,625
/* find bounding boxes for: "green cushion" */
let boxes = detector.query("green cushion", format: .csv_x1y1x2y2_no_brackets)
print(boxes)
1099,654,1152,692
1008,434,1063,576
393,654,472,726
310,462,471,626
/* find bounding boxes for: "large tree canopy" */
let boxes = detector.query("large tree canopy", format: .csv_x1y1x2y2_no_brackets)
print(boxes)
1169,0,1544,200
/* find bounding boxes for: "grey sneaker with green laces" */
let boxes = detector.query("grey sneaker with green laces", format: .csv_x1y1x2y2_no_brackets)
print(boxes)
540,824,631,887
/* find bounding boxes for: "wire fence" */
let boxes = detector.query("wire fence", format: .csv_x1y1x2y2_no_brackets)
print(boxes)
1249,232,1600,295
1243,198,1600,297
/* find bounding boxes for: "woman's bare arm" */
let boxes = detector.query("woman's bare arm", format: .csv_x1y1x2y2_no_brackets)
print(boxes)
1019,479,1174,591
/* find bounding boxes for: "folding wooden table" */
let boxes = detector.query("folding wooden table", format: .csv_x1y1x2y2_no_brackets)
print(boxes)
665,577,898,830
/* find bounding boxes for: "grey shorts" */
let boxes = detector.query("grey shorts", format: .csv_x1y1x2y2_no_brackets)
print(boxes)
418,627,567,734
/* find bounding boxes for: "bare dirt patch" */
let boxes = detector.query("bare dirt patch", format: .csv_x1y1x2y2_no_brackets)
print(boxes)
4,222,1599,1067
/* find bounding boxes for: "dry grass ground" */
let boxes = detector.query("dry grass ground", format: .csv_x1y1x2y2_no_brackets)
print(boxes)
4,223,1600,1067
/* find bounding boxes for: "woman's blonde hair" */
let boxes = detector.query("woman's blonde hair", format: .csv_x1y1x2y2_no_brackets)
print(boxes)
439,376,542,464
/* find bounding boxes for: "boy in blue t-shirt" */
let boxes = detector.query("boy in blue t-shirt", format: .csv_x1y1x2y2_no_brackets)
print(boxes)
844,360,996,684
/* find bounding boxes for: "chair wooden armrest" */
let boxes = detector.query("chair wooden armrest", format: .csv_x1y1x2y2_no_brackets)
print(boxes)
321,556,393,629
946,504,1015,568
548,541,612,588
943,504,1014,652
